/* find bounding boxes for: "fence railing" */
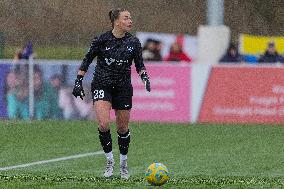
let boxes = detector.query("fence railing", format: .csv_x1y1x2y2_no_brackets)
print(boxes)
1,59,284,124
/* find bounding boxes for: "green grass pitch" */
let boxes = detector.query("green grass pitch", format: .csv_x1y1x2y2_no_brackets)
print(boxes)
0,120,283,188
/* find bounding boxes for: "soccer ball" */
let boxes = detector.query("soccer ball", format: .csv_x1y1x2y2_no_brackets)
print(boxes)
145,162,169,186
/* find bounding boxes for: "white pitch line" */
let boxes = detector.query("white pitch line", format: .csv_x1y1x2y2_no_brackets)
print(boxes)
0,151,104,171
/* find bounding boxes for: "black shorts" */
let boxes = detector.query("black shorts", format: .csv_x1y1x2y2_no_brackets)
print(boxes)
91,84,133,110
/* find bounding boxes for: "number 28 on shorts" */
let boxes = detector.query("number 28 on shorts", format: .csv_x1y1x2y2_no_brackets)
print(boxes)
93,90,105,100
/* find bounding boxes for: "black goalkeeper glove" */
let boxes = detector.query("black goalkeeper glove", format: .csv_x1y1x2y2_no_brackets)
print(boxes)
72,75,85,100
141,71,151,92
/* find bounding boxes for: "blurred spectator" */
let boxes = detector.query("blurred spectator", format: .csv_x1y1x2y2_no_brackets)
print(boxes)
142,38,162,61
33,67,61,120
6,69,29,120
49,74,64,119
243,54,258,64
5,71,19,95
50,74,62,91
6,66,62,120
164,42,192,62
59,86,95,120
258,42,284,63
13,49,23,63
219,43,243,63
0,65,10,118
13,41,35,63
59,87,81,120
73,87,94,119
21,41,34,59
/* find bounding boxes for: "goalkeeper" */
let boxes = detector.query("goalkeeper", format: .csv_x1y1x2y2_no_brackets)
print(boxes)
72,8,150,179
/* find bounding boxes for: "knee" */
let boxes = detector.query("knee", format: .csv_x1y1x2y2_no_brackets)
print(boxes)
116,118,129,134
117,124,129,134
98,119,109,132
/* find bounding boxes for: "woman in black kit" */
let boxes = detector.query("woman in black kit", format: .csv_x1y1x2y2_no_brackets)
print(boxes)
72,8,151,179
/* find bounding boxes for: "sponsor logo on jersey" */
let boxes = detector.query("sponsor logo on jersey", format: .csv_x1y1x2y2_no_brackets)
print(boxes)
105,58,115,65
105,58,128,66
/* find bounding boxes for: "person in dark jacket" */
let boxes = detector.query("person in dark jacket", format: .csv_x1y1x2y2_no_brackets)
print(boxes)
258,42,284,63
219,43,243,63
142,38,162,61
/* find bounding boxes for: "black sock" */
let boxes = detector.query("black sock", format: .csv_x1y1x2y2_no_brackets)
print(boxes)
98,129,112,153
117,130,130,155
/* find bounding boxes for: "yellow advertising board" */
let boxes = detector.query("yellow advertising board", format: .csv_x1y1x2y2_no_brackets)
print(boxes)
240,34,284,55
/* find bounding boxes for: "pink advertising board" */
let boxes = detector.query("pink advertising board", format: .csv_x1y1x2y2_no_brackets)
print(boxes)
199,66,284,123
130,64,191,122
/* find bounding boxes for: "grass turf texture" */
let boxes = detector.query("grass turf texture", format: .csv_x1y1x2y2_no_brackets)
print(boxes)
0,121,283,188
4,46,85,60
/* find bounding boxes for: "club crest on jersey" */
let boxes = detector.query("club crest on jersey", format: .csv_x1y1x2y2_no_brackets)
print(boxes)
127,46,134,52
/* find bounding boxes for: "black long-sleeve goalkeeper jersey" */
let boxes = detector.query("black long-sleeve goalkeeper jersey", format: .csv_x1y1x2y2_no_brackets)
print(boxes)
79,31,146,87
